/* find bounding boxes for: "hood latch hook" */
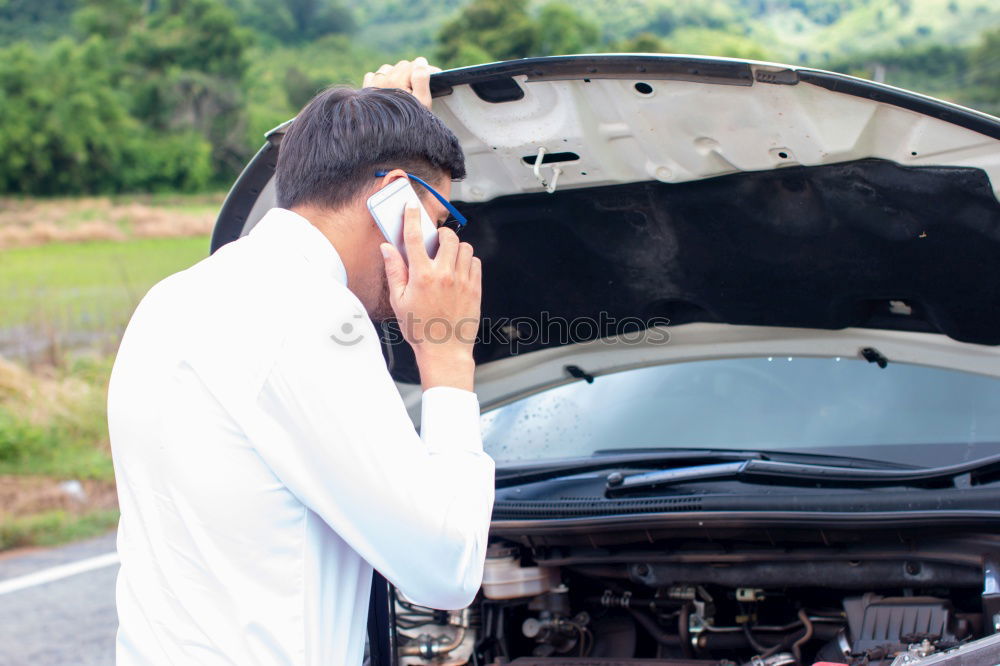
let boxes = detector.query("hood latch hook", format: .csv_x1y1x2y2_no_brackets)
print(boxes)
532,147,562,194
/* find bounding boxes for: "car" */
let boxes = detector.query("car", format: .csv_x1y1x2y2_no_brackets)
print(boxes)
213,54,1000,666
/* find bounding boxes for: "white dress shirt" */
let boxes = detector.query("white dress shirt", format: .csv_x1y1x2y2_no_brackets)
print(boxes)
108,207,495,665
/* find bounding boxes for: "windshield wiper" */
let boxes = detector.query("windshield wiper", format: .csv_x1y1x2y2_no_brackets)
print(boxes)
495,449,767,487
607,451,1000,494
494,448,907,488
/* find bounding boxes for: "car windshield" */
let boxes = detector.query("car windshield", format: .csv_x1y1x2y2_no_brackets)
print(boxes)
480,356,1000,467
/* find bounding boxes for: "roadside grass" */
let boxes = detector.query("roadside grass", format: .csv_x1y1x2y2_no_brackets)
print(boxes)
0,508,120,551
0,206,215,550
0,355,115,480
0,354,122,550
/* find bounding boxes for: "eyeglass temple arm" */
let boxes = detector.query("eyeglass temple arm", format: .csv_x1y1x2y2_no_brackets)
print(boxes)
373,170,467,227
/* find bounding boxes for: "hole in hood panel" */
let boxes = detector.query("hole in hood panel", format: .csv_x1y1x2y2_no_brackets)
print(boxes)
521,151,581,165
471,76,525,103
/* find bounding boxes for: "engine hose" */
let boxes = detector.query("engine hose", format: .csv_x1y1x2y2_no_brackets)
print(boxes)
698,632,756,650
744,623,783,658
628,609,683,647
679,603,694,658
743,614,816,663
791,609,815,666
398,627,467,659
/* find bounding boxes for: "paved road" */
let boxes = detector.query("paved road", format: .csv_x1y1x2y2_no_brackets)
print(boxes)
0,532,118,666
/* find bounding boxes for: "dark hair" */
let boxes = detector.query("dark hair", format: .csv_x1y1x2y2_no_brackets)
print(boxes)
275,86,466,210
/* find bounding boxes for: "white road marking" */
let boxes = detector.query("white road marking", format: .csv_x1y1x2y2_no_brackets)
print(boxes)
0,552,119,596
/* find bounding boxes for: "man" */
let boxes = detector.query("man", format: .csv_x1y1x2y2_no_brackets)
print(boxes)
107,58,495,665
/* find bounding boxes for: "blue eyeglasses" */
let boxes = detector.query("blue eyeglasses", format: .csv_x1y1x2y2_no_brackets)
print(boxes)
374,170,467,233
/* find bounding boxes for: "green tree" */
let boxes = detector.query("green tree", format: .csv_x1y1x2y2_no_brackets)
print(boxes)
665,26,772,59
72,0,142,40
0,0,75,45
967,27,999,114
282,65,326,108
0,38,131,194
126,0,250,80
436,0,602,68
646,1,733,34
437,0,539,68
0,0,247,194
226,0,353,43
537,2,601,55
0,37,211,194
284,0,353,40
76,0,254,179
614,31,671,53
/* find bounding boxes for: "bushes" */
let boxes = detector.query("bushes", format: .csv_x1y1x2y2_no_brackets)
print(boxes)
0,414,56,472
0,36,217,195
0,356,113,481
121,132,215,193
0,0,250,196
0,509,120,550
1,39,126,194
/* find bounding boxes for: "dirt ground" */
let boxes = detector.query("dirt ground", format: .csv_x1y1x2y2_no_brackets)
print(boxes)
0,195,222,249
0,476,118,520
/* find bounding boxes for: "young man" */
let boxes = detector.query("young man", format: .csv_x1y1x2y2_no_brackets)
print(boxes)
107,58,494,665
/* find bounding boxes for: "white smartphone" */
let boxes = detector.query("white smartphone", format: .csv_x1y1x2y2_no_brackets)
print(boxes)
366,178,440,263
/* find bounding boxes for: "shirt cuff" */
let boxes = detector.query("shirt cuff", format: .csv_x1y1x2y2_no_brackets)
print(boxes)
420,386,483,455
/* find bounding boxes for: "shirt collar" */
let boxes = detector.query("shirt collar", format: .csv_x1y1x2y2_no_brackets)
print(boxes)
250,208,348,285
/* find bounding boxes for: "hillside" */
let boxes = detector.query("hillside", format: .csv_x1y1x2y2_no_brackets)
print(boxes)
0,0,995,197
4,0,997,64
347,0,999,64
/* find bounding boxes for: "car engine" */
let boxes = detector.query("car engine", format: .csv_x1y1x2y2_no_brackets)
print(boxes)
391,540,998,666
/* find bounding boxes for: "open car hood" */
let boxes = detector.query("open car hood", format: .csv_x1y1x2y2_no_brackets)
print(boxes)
213,54,1000,415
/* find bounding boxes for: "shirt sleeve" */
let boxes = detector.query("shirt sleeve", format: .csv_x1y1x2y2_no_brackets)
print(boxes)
248,301,495,611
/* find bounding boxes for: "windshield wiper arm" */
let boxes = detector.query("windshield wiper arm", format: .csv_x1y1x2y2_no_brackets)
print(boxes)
496,448,912,489
495,449,767,488
608,452,1000,494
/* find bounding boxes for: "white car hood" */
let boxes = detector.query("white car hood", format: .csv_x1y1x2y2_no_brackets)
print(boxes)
213,54,1000,416
399,322,1000,422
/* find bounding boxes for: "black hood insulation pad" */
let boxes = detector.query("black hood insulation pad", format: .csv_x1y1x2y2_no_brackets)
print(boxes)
380,159,1000,383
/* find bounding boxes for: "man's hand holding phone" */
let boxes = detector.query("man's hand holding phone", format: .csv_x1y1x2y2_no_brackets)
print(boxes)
380,204,481,392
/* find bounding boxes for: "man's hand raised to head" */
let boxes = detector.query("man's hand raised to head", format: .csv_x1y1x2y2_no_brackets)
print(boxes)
363,57,442,111
380,203,481,393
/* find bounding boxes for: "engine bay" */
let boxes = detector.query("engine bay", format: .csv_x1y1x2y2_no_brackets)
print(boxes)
390,531,1000,666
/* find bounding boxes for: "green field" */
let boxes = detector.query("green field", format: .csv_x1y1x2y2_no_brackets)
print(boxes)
0,234,210,549
0,235,211,478
1,235,211,358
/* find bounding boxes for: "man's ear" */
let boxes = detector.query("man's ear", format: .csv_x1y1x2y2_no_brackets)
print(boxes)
376,168,408,190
